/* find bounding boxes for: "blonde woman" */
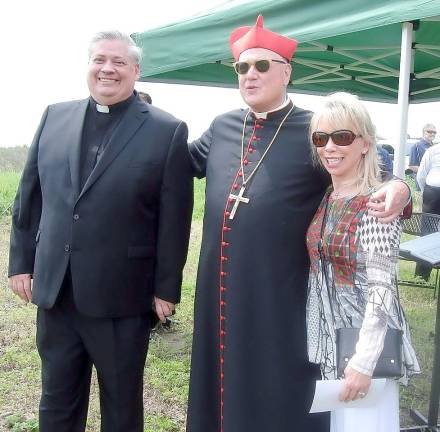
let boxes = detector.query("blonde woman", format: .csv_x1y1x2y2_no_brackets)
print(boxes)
306,92,419,431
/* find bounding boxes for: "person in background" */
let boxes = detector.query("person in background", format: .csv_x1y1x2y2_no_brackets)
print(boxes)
307,92,419,432
138,91,152,104
186,15,411,432
377,144,393,176
408,123,437,181
415,142,440,280
8,30,193,432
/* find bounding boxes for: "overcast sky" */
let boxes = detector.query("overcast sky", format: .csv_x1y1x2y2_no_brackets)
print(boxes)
1,0,439,148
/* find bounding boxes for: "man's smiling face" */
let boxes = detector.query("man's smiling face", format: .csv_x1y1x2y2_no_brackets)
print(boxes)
87,39,139,105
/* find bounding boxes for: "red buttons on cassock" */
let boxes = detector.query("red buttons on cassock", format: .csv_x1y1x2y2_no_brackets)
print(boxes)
220,300,226,306
221,271,227,276
221,330,226,336
220,286,226,292
221,256,228,261
222,242,229,247
244,160,249,165
248,147,254,153
252,136,257,141
238,171,243,177
233,183,239,190
220,315,225,320
225,211,230,217
223,226,231,231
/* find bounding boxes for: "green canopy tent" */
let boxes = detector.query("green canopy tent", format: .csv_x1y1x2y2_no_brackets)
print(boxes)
132,0,440,179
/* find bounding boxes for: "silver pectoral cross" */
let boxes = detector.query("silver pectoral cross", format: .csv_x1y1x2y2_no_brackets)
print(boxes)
228,186,250,220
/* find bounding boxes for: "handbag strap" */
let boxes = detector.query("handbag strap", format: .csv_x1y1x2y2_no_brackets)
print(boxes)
394,274,404,327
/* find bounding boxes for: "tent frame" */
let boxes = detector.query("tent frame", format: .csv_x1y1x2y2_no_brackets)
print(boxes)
133,5,440,427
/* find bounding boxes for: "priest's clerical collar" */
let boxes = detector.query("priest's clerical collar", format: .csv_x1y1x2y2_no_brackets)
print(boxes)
252,97,292,119
90,92,135,114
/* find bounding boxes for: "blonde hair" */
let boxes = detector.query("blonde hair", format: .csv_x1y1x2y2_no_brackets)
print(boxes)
309,92,380,195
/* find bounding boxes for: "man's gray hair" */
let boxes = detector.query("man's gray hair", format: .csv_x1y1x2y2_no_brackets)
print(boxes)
88,30,142,64
423,123,436,133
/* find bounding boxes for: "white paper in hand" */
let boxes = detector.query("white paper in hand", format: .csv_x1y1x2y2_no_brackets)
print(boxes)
309,379,387,413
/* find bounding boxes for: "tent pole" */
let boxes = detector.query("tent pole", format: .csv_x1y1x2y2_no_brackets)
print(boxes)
393,22,413,178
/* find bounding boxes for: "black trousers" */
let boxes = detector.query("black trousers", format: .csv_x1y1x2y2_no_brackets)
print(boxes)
36,269,151,432
415,184,440,280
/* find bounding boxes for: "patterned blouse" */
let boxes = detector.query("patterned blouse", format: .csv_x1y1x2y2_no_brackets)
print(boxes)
306,190,420,380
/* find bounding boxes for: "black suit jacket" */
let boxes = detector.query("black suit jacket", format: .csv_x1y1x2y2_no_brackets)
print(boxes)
9,95,193,318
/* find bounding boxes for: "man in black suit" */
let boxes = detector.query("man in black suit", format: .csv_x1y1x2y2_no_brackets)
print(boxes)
8,30,193,432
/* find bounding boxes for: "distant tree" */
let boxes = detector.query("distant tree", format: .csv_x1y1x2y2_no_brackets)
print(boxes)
0,146,29,171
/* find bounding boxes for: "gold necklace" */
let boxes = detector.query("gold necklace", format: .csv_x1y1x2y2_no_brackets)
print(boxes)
228,105,294,220
330,181,359,200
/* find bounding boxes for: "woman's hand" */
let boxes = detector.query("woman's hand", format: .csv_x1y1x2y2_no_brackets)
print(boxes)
339,365,371,402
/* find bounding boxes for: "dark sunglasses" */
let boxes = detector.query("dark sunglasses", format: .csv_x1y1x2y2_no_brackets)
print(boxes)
426,130,437,134
311,130,362,147
233,59,288,75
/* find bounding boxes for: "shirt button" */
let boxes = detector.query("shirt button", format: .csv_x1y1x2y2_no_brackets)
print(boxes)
64,244,71,252
73,214,80,221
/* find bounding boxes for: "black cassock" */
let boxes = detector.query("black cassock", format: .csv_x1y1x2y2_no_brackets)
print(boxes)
187,101,330,432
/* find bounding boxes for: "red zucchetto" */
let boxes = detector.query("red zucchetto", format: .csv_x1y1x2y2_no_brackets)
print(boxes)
229,15,298,61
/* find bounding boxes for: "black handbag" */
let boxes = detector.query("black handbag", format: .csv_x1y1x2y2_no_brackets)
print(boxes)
318,196,404,379
335,327,403,378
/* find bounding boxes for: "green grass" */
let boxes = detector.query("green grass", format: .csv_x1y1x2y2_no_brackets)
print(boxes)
0,175,438,430
4,415,38,432
0,173,203,220
192,178,205,221
0,169,205,431
145,415,179,432
0,172,20,216
397,258,438,424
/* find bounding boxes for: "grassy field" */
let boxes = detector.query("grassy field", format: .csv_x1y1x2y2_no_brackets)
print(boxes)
0,172,20,217
0,173,438,431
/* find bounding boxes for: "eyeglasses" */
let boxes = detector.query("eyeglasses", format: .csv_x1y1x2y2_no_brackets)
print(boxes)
233,59,288,75
426,130,437,134
311,130,362,147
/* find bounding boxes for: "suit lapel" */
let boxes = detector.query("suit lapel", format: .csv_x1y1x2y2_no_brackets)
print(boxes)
77,98,149,201
69,99,89,200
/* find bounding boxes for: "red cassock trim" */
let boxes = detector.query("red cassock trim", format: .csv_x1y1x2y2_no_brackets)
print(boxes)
217,116,262,431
